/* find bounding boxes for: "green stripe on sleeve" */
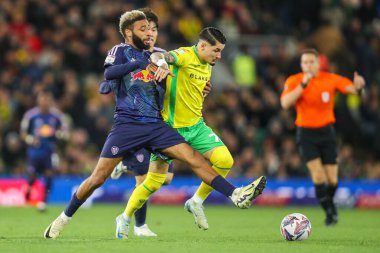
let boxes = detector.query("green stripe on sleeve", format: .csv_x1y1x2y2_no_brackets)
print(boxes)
168,65,179,126
169,51,179,64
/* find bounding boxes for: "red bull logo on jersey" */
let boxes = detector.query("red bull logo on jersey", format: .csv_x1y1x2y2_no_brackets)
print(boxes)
131,70,155,83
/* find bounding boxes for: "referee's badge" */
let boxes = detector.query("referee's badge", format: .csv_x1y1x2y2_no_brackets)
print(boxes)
321,92,330,103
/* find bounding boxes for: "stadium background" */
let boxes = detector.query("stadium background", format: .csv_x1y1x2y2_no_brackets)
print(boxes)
0,0,380,208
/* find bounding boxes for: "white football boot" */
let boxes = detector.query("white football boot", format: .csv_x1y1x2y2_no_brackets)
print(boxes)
231,176,267,209
110,162,128,179
115,214,130,239
134,224,157,237
184,199,209,230
44,213,70,239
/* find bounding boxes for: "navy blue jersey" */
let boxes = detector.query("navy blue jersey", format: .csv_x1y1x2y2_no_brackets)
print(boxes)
104,43,164,123
21,107,62,157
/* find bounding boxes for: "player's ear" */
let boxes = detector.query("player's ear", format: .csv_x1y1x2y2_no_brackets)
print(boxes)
200,41,207,51
125,29,132,40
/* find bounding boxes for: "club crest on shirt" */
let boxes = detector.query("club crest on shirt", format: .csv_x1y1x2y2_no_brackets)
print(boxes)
136,153,145,163
111,146,119,155
321,91,330,103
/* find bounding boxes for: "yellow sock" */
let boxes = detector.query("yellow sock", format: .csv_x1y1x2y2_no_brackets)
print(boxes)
195,146,233,201
125,172,166,217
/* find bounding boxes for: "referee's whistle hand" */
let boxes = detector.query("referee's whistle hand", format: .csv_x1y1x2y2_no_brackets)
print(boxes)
302,72,313,84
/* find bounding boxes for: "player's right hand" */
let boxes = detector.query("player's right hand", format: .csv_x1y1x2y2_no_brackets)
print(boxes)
302,72,313,84
154,66,175,82
203,80,212,97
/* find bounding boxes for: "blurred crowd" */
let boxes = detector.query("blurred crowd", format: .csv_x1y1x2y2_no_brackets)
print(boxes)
1,0,380,179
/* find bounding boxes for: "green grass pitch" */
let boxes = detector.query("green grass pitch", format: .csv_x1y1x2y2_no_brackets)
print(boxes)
0,205,379,253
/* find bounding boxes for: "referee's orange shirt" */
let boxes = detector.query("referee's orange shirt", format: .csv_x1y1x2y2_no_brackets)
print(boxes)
281,72,352,128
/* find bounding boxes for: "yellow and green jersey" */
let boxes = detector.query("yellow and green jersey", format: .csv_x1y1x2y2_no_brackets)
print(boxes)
162,46,212,128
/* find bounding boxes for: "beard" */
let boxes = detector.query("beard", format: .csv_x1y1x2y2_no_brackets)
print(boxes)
132,33,150,50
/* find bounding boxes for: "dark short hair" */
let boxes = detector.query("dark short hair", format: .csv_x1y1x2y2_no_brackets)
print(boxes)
199,27,226,46
139,7,159,28
301,48,319,57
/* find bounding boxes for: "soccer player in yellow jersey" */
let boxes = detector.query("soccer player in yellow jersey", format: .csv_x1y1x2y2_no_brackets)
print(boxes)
150,27,261,230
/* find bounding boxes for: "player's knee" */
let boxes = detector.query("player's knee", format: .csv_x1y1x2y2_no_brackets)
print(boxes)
210,146,234,170
89,174,107,189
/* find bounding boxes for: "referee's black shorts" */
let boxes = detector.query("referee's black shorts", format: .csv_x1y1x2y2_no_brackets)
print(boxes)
296,124,338,164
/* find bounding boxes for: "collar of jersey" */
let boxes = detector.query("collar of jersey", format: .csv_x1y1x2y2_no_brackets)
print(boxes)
192,45,206,65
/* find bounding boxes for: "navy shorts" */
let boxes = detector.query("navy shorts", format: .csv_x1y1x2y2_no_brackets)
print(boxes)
27,152,58,174
121,148,173,176
296,125,338,164
100,120,186,161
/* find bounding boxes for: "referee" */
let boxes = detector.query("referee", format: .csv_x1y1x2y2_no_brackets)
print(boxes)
280,48,365,226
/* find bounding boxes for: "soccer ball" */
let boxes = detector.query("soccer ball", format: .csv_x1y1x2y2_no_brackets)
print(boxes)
280,213,312,241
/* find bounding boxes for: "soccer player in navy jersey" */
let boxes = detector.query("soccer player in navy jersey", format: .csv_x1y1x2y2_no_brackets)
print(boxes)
20,90,68,211
44,10,264,240
101,7,172,237
100,7,214,237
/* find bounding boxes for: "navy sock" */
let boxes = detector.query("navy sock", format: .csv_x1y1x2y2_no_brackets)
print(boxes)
135,202,147,227
64,193,85,217
210,175,235,197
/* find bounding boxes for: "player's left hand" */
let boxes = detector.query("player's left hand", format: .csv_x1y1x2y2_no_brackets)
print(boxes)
203,80,212,97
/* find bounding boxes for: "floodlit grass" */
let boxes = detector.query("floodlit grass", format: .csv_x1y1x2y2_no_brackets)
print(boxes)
0,205,379,253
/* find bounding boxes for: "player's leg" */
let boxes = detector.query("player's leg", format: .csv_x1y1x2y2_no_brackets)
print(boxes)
180,122,234,229
187,122,233,202
25,171,37,204
194,146,233,200
306,158,329,212
323,164,339,225
297,127,334,225
116,159,169,239
38,153,59,212
161,143,266,208
185,146,233,230
44,156,122,239
133,170,172,237
320,125,339,226
25,156,39,204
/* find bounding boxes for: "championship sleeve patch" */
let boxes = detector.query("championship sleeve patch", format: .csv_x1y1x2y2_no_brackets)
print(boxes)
105,55,116,64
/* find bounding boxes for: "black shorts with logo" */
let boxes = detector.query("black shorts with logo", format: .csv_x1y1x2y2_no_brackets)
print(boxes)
296,124,338,164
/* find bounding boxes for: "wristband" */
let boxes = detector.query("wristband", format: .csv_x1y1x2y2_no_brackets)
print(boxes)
156,59,167,67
